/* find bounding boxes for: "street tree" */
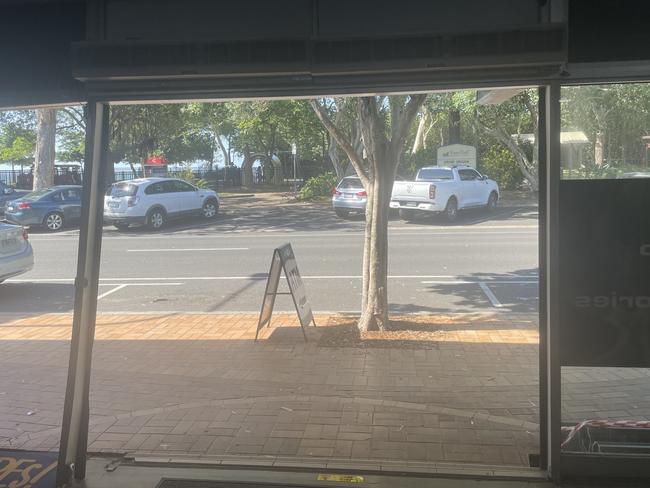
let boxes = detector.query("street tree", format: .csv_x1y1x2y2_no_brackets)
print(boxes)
0,111,36,171
311,95,426,331
230,100,328,185
184,102,236,170
454,90,539,191
62,105,205,180
33,108,57,190
322,98,365,179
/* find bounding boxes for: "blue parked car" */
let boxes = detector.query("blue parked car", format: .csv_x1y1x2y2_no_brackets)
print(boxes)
0,181,29,216
4,185,83,232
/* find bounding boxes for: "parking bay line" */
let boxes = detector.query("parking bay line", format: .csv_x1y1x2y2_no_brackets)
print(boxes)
98,284,128,300
479,282,504,308
126,248,249,252
97,283,183,300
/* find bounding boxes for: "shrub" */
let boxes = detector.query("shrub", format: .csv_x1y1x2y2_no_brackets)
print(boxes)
176,166,210,188
297,172,338,200
401,146,438,177
562,162,619,180
479,145,524,190
194,178,210,189
177,166,195,183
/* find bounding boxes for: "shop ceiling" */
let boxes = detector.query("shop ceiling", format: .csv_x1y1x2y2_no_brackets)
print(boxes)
0,0,649,108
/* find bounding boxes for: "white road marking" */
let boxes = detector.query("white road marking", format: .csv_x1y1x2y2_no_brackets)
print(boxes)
90,282,186,300
97,284,128,300
420,280,538,285
127,248,249,252
26,226,538,242
479,282,504,308
119,283,184,286
9,275,537,284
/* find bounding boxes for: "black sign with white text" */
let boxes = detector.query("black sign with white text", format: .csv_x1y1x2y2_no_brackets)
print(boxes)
559,179,650,367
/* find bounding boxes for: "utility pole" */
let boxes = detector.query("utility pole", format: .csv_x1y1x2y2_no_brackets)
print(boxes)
292,143,297,195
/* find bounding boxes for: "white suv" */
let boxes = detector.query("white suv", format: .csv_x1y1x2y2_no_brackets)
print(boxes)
104,178,220,230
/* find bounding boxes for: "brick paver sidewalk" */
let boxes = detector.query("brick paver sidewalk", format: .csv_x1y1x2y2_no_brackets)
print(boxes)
0,314,538,465
0,312,544,469
2,312,646,471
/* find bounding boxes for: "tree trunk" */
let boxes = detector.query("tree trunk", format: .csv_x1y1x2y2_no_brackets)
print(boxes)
310,95,426,332
327,106,346,179
33,108,57,190
595,129,604,167
127,161,139,179
411,111,428,154
215,133,231,167
358,170,392,331
475,119,539,191
328,136,344,179
241,148,255,187
448,109,461,144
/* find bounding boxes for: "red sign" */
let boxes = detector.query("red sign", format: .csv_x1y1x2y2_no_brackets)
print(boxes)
145,156,168,165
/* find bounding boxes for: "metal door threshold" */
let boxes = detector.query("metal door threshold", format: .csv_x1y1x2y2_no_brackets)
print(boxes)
83,456,553,488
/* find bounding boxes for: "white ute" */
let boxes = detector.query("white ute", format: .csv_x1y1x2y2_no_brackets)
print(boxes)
391,166,499,222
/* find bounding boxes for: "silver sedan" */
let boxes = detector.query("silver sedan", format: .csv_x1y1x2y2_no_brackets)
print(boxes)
0,223,34,284
331,177,367,218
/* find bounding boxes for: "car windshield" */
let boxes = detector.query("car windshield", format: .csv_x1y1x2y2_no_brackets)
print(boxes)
338,178,363,189
417,168,454,181
106,183,138,197
21,189,53,201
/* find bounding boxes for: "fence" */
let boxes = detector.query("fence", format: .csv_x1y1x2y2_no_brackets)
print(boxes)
1,167,244,190
0,169,31,186
113,167,242,189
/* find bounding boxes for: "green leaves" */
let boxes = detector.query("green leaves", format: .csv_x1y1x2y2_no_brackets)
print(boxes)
0,112,36,166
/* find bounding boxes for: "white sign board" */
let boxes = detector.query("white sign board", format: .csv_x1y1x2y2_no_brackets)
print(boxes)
256,243,315,341
436,144,477,168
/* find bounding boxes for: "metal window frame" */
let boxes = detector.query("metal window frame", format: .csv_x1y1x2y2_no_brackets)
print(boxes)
543,81,562,483
54,82,554,485
56,100,109,487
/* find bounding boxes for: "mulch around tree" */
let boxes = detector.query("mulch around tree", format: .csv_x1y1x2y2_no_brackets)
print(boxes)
316,314,514,350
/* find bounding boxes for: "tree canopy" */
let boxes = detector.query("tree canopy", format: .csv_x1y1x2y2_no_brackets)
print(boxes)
3,83,650,188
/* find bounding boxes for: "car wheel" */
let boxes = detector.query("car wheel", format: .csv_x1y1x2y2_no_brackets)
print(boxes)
444,197,458,222
202,199,219,219
486,191,498,212
43,212,64,231
335,208,349,218
114,222,130,230
146,208,166,230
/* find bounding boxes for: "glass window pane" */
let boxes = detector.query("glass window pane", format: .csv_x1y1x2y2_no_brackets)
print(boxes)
561,83,650,179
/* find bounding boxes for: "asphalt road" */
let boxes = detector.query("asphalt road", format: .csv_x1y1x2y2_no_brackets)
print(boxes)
2,203,539,315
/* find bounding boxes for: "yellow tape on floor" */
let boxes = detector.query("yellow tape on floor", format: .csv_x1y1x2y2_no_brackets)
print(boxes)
317,473,365,483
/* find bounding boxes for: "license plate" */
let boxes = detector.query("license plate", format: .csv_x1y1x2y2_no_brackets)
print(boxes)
108,202,120,209
405,201,418,207
343,194,353,199
0,238,17,249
